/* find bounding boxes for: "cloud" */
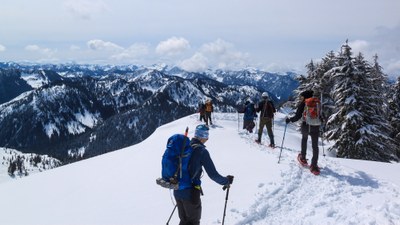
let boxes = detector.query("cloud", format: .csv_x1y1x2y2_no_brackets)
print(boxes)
179,52,209,72
201,39,232,55
64,0,108,20
111,43,150,61
369,24,400,77
180,39,250,72
0,44,5,52
25,45,57,57
387,60,400,76
87,39,123,51
69,45,81,51
199,39,249,70
156,37,190,55
348,40,370,55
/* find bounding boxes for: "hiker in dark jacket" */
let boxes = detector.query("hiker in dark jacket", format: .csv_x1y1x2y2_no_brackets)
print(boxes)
198,101,206,122
256,92,276,147
285,90,321,174
174,124,234,225
239,99,257,133
204,99,213,126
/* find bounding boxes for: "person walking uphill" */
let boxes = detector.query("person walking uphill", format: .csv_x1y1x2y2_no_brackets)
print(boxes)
255,92,276,148
285,90,322,175
204,99,213,126
174,124,234,225
198,101,206,123
238,99,257,133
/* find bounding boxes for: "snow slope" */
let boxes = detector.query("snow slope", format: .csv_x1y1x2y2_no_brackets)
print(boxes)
0,112,399,225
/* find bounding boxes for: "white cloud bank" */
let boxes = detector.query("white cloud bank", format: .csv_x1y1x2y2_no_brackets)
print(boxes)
156,37,190,55
25,45,57,58
87,39,123,51
180,39,249,72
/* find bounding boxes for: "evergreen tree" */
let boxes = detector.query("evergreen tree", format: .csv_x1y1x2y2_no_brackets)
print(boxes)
388,77,400,157
325,43,397,161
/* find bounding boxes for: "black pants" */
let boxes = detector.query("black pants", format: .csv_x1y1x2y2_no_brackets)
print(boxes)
205,112,212,125
301,123,319,167
243,120,255,132
176,190,202,225
199,113,206,122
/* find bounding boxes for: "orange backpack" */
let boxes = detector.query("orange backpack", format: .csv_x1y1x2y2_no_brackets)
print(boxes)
303,97,321,126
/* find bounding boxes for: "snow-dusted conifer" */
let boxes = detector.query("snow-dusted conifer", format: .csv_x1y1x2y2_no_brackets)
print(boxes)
388,77,400,157
326,43,397,162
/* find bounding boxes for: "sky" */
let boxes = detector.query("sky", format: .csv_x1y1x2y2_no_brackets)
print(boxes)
0,113,400,225
1,112,399,225
1,0,400,78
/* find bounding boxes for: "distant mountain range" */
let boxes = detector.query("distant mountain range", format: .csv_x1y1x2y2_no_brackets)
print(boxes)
0,62,299,163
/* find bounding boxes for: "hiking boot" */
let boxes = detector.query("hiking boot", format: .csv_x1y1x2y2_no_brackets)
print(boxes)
269,144,275,148
255,139,261,144
310,165,320,175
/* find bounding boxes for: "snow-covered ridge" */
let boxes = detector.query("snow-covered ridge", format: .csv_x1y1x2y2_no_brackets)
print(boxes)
0,112,398,225
0,147,61,183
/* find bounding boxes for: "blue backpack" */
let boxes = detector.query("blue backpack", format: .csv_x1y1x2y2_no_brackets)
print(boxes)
156,128,193,190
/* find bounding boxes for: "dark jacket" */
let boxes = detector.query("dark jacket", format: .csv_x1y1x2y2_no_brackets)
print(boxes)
198,103,206,114
289,101,306,123
240,102,257,121
257,99,276,118
174,138,229,200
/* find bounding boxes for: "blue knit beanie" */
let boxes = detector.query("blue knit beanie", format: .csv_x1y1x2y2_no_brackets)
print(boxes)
195,124,209,139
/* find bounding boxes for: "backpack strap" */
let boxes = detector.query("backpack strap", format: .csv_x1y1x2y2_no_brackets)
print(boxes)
173,127,189,182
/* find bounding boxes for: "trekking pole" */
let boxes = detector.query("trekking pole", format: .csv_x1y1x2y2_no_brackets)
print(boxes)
237,112,240,132
166,205,177,225
321,126,326,157
278,123,288,163
222,185,230,225
320,92,326,157
255,116,258,134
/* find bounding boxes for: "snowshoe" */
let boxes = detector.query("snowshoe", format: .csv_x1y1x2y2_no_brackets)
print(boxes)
310,165,320,175
297,153,308,167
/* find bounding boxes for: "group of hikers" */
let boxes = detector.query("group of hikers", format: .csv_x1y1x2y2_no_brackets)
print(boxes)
234,90,322,174
165,90,322,225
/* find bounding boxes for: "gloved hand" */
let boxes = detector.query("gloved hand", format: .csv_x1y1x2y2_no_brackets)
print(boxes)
285,117,291,124
227,175,234,184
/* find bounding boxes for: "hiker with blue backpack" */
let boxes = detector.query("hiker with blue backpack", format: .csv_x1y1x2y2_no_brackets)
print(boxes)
157,124,234,225
174,125,233,225
238,99,257,133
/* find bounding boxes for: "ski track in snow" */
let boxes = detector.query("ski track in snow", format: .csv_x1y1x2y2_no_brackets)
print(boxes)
231,121,400,225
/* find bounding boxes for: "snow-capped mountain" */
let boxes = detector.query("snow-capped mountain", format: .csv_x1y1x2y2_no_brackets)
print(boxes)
0,63,298,163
